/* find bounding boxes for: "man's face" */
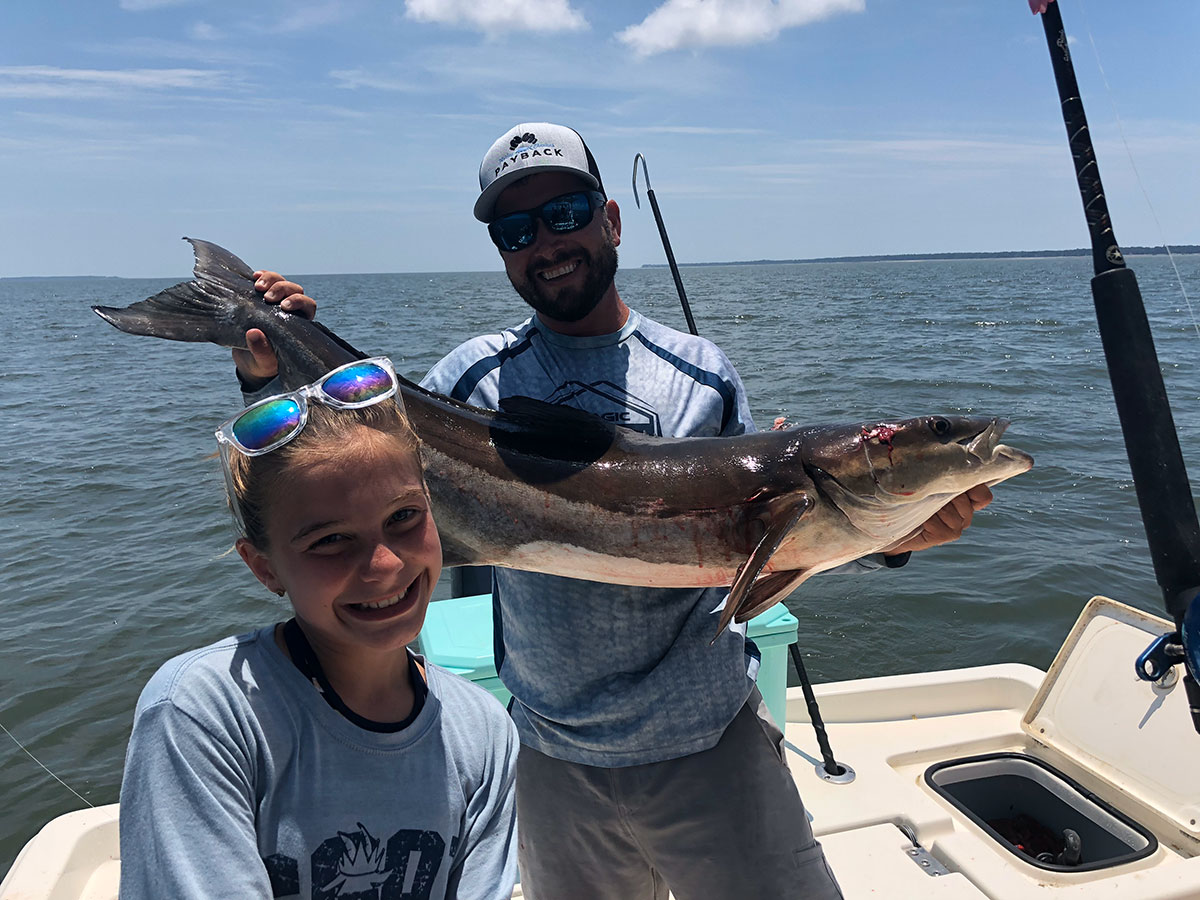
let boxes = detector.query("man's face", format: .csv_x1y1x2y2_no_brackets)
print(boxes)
492,171,619,324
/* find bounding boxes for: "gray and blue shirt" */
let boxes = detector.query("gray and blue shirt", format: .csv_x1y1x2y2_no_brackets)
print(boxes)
119,626,519,899
423,309,767,767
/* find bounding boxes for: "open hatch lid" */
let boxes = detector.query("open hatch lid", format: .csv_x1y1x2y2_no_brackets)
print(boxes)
1022,595,1200,844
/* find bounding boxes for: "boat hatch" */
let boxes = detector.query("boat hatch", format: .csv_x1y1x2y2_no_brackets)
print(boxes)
925,752,1157,872
1020,595,1200,844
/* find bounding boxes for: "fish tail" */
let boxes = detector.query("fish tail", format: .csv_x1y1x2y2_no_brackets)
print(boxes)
91,237,257,348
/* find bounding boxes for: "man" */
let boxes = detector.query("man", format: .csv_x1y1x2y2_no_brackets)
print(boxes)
238,123,989,899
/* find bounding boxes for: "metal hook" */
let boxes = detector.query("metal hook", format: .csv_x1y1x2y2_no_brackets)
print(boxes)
629,151,698,335
632,153,650,209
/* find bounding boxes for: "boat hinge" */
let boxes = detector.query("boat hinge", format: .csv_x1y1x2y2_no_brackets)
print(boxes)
898,824,950,877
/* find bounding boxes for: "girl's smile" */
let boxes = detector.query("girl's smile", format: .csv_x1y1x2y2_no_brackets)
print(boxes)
238,429,442,666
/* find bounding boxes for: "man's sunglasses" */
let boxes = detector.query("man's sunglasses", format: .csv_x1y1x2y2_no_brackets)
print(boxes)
487,190,606,253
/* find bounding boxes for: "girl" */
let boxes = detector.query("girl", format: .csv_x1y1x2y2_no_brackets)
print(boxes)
118,357,519,900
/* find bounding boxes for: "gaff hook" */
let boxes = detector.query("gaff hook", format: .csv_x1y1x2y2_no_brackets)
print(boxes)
632,152,651,209
631,152,698,336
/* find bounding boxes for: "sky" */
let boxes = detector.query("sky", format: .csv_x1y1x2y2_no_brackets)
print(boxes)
1,0,1197,277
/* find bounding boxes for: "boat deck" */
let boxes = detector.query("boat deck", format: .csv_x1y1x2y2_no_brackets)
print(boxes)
787,663,1200,898
5,597,1200,898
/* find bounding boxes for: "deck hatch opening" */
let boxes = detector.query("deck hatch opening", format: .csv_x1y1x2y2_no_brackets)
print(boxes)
924,752,1157,872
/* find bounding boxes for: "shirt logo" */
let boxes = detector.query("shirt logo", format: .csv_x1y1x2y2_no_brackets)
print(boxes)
321,823,392,895
547,381,661,436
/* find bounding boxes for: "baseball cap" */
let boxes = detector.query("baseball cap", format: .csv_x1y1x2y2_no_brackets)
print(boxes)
474,122,606,222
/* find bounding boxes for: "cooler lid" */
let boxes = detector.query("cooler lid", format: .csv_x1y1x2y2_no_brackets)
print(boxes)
418,593,498,673
1022,595,1200,840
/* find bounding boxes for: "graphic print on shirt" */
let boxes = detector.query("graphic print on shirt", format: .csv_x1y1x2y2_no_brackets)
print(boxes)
546,380,661,435
265,822,447,899
265,852,300,896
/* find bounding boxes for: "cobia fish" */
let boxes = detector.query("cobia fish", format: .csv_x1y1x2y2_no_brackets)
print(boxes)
93,239,1034,635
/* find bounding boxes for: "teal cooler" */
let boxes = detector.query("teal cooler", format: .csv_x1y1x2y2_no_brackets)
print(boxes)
419,594,511,708
420,594,798,726
746,604,799,726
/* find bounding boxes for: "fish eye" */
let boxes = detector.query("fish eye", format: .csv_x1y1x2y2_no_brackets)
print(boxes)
928,417,952,437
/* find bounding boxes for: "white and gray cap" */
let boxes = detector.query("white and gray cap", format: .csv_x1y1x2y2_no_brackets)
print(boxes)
474,122,606,222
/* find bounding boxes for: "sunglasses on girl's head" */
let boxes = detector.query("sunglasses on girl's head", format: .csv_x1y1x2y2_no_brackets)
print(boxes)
487,190,606,253
215,357,399,456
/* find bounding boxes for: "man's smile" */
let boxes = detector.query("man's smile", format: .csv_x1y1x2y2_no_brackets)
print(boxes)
539,260,580,281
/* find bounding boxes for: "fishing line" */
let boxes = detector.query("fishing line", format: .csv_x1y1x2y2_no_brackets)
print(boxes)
1075,0,1198,342
0,716,94,809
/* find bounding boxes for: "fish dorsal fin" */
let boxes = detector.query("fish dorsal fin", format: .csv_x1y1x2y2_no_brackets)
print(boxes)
715,492,813,638
497,395,617,437
489,396,619,481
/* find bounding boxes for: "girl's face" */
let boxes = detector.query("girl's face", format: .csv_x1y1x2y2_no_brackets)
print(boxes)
237,430,442,659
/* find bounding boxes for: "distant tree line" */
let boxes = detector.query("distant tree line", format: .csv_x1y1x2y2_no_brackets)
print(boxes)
644,246,1200,268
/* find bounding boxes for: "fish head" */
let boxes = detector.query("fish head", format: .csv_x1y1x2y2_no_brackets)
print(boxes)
798,415,1033,543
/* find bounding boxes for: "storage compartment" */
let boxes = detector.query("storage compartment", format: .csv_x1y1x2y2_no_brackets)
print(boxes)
925,752,1157,872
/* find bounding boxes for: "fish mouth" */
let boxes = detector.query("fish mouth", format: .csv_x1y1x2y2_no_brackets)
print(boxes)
962,417,1008,461
961,418,1034,478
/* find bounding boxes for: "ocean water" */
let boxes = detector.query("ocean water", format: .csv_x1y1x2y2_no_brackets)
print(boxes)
2,254,1199,871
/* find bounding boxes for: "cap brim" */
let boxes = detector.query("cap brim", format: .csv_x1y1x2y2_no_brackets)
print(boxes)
474,166,601,222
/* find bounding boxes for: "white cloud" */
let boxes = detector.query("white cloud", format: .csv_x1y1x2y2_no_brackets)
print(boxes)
87,36,248,64
273,2,348,33
330,68,422,92
0,65,221,99
190,21,222,40
618,0,865,56
119,0,192,9
405,0,587,34
610,124,764,136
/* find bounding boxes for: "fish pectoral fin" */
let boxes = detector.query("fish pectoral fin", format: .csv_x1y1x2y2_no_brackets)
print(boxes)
715,493,813,639
735,570,812,624
438,536,485,569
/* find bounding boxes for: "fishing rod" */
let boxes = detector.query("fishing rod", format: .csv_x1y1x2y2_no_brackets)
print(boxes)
1031,0,1200,731
632,153,699,335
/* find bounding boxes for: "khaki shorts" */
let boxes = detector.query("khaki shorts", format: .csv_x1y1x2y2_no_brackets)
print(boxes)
514,688,843,900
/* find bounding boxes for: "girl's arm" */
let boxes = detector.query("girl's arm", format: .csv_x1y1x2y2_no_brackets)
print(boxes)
118,699,273,899
443,716,520,900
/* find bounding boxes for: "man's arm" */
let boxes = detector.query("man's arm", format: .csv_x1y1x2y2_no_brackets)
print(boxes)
233,271,317,390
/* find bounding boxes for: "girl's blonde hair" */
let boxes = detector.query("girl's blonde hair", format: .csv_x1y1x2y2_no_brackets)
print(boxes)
224,398,420,550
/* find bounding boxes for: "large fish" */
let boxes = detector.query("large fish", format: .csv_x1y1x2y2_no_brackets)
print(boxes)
94,239,1034,635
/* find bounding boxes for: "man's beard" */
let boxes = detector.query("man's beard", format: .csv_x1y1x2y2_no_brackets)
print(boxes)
509,233,619,324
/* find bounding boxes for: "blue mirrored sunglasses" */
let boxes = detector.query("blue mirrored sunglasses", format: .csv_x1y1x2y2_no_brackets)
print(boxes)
214,357,399,456
487,190,606,253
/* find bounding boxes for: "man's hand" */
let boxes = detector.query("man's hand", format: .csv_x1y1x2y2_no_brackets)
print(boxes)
883,483,993,556
231,271,317,383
